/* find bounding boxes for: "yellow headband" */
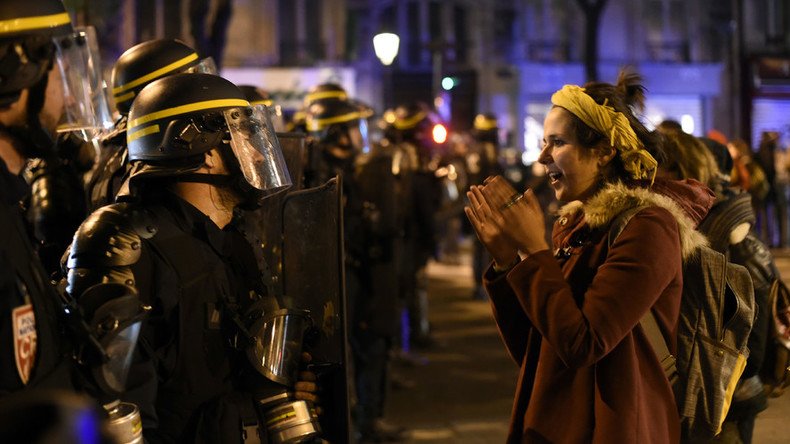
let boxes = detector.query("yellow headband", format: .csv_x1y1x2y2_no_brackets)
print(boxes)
551,84,657,183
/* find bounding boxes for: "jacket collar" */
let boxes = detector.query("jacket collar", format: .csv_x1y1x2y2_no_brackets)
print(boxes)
556,180,711,259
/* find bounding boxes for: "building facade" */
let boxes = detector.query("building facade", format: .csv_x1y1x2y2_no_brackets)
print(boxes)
73,0,790,153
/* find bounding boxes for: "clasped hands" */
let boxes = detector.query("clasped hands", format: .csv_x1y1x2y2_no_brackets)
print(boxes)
464,175,549,268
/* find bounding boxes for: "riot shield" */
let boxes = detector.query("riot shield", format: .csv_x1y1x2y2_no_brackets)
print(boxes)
275,132,307,191
240,133,308,299
281,177,350,443
354,146,404,334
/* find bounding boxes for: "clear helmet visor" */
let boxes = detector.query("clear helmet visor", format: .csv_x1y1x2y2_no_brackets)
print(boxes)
267,104,286,132
97,321,142,394
224,105,292,195
53,26,113,141
184,56,218,75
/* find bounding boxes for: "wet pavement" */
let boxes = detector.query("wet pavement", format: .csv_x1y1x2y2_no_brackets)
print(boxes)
383,243,790,443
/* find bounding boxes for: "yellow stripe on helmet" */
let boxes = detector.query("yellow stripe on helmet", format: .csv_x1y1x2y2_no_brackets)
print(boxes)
113,53,200,96
307,111,360,131
114,90,136,104
304,90,347,104
250,99,273,107
129,99,250,131
127,124,160,143
0,12,71,35
393,111,427,130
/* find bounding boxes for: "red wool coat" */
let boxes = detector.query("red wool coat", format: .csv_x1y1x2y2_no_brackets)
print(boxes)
485,180,715,444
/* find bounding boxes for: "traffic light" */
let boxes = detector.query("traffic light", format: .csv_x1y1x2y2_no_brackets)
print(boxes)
441,76,457,91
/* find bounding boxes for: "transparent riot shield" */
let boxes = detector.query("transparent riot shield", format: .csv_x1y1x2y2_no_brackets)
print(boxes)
241,133,308,299
281,177,350,444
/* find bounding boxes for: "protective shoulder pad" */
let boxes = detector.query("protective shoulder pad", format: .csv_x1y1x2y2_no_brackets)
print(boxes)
66,203,157,298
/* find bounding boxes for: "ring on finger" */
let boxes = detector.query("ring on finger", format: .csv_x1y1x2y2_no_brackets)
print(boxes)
500,192,524,211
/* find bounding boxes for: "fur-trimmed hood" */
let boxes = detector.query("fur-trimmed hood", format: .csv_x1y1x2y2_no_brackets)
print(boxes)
557,179,715,259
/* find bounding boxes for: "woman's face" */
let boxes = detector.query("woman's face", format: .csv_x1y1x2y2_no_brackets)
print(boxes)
539,107,605,202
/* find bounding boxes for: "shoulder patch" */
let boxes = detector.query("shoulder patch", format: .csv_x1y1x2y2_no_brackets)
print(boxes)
12,303,37,385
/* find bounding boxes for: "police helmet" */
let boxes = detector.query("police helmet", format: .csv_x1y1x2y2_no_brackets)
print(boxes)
239,85,273,107
304,82,347,106
0,0,73,105
390,102,438,145
472,113,499,143
473,113,498,132
306,98,369,155
239,84,285,132
392,102,431,132
126,73,290,196
112,39,216,115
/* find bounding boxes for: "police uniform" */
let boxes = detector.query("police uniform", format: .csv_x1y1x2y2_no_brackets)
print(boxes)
118,192,265,441
0,0,98,401
68,73,303,442
0,158,73,396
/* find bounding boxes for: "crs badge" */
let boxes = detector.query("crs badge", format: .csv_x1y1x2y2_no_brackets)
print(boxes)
12,304,37,385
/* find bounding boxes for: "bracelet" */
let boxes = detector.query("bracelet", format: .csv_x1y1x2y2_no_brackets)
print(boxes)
500,192,524,211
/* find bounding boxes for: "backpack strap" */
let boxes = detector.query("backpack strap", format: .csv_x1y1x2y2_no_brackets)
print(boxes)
608,205,679,384
641,310,679,384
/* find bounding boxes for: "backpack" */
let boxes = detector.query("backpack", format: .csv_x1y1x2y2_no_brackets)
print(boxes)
609,206,756,442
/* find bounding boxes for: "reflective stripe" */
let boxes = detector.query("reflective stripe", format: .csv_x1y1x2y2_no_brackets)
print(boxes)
114,90,135,104
0,12,71,34
127,124,160,143
250,99,273,106
307,111,360,131
112,53,199,95
128,99,250,131
393,111,427,130
305,90,346,104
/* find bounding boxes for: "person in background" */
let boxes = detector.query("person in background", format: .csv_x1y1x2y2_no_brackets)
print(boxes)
755,131,782,247
385,103,443,350
659,131,776,444
773,138,790,248
468,113,504,299
305,96,408,443
466,73,713,443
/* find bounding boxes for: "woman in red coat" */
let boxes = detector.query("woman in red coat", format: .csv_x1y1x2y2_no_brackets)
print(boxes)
465,73,715,443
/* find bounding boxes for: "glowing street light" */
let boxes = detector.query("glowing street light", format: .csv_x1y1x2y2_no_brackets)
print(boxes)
373,32,400,66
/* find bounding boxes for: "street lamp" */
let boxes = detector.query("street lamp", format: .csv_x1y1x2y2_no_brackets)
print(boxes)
373,32,400,66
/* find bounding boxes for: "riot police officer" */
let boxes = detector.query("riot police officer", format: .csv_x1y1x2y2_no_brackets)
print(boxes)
386,102,443,349
66,73,322,442
0,0,101,397
305,98,407,442
468,113,503,299
86,38,216,212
